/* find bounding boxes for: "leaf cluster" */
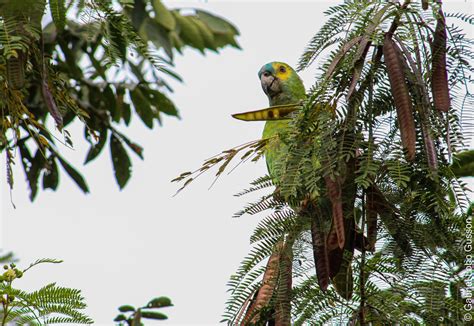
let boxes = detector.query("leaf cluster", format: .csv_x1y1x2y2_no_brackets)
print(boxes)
114,296,173,326
0,0,240,200
0,258,93,325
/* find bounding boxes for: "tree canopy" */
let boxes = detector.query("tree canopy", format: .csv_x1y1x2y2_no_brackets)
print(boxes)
0,0,239,201
174,0,473,324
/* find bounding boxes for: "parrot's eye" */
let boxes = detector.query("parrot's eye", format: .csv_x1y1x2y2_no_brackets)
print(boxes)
262,71,271,77
279,66,286,73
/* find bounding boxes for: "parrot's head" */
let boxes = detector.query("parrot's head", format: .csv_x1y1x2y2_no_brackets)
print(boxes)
258,62,305,106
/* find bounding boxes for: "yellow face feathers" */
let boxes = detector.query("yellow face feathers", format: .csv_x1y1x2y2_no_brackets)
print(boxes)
272,62,291,81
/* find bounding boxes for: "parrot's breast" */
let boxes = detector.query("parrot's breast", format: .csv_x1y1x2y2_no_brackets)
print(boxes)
263,120,291,183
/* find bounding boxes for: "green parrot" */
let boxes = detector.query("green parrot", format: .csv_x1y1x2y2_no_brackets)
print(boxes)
258,62,305,180
256,61,356,297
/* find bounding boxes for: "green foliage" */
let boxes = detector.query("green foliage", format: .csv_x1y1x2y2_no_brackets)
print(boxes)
110,134,132,189
0,0,239,200
0,259,93,325
114,296,173,325
49,0,66,31
0,252,15,266
452,149,474,178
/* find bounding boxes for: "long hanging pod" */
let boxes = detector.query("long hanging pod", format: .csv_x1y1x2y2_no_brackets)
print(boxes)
422,124,439,173
324,175,345,249
274,236,294,326
311,218,330,291
383,33,417,161
431,9,450,112
241,241,282,325
392,33,439,174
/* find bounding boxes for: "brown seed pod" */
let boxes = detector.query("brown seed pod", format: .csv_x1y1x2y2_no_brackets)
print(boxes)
326,223,340,251
311,219,330,291
42,79,63,129
325,176,345,249
242,241,282,325
383,33,417,161
235,289,256,325
367,185,412,256
275,239,293,326
326,223,344,281
422,125,438,173
431,10,450,112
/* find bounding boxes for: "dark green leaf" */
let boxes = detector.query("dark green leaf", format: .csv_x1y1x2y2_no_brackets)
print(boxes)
140,311,168,320
114,86,126,122
169,30,184,52
110,134,132,189
130,87,154,128
196,10,239,35
114,314,127,322
147,89,179,117
42,158,59,191
139,18,173,59
190,17,216,51
27,150,46,201
104,85,117,112
85,129,108,164
56,155,89,193
213,32,240,49
118,134,144,159
173,12,204,51
451,149,474,177
118,305,135,313
129,0,147,30
122,103,132,126
152,0,176,30
147,297,173,308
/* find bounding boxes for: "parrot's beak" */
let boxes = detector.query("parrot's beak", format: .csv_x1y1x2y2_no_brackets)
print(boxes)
260,73,280,97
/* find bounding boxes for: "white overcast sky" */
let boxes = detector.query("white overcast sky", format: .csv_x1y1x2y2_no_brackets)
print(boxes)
1,1,473,325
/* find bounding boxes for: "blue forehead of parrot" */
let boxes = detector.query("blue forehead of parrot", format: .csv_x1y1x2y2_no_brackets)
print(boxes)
258,63,275,78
